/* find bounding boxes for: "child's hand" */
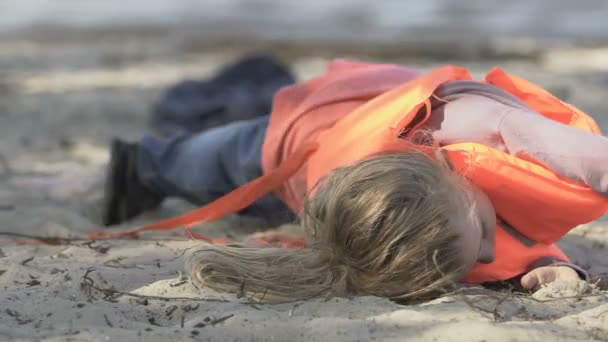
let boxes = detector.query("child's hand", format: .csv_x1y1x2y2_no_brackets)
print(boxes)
521,266,581,290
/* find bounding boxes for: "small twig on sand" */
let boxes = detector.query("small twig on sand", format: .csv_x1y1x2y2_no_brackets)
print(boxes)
170,271,188,287
195,314,235,328
209,314,234,326
5,309,33,325
20,257,34,266
182,304,200,312
103,314,113,327
81,241,111,254
26,279,41,287
590,274,608,291
148,317,161,326
165,305,178,317
103,258,145,270
5,309,19,318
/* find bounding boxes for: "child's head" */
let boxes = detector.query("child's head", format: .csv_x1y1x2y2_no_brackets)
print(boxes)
188,151,496,303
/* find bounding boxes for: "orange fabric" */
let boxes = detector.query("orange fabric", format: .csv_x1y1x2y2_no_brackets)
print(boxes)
486,67,602,134
448,142,606,282
90,61,607,284
464,225,569,283
266,63,606,283
306,65,472,196
289,64,607,282
262,59,423,211
444,143,608,245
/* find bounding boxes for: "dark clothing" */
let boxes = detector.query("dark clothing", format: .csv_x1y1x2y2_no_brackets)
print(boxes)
150,54,294,136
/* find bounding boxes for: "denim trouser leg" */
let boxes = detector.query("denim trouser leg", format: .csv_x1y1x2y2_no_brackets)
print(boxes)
137,116,293,221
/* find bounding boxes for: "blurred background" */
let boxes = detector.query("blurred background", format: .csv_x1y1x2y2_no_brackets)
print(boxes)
3,0,608,42
1,0,608,229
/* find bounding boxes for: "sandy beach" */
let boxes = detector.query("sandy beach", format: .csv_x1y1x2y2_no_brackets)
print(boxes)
0,26,607,341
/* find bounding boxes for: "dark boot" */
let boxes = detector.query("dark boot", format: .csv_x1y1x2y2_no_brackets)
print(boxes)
102,139,164,226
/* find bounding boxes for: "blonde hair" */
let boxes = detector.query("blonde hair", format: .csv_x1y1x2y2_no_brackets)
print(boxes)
187,151,479,303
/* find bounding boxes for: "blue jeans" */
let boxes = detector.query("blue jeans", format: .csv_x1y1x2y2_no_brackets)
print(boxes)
137,116,294,222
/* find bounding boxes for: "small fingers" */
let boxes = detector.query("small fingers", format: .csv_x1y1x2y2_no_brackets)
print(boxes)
521,272,539,290
521,267,559,290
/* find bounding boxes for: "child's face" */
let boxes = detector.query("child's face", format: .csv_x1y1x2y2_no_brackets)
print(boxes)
456,186,497,273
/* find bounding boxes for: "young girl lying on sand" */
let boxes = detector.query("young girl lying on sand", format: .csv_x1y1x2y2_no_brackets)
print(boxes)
100,60,608,303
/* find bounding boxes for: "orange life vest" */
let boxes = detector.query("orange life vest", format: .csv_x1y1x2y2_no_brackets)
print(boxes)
91,63,608,283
